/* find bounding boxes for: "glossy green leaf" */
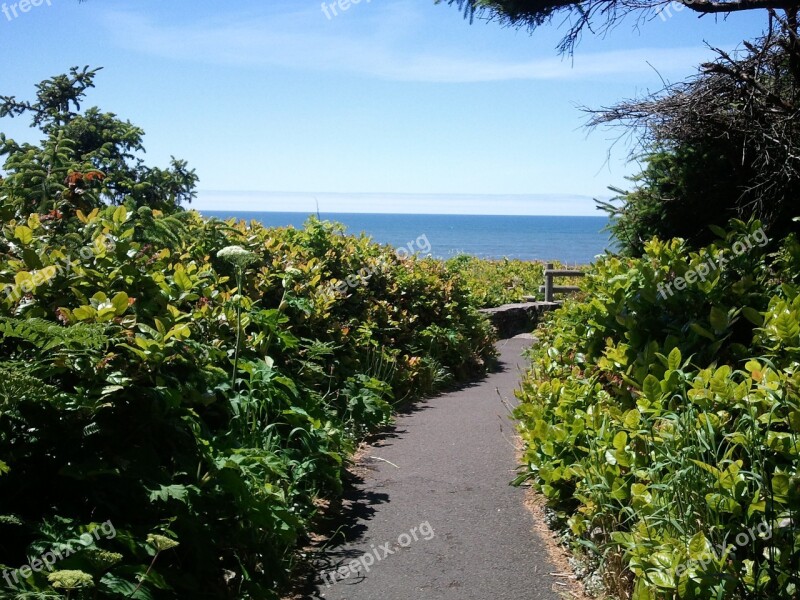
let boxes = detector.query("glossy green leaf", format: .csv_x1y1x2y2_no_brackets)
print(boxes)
14,225,33,245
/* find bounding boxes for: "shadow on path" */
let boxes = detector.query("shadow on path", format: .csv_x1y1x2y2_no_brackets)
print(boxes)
294,335,560,600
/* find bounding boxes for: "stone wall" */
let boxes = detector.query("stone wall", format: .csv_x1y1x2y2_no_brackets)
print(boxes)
479,302,560,339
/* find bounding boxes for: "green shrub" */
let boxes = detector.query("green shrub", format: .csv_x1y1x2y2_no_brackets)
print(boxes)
0,206,495,599
445,255,583,308
593,33,800,258
515,220,800,600
598,144,754,256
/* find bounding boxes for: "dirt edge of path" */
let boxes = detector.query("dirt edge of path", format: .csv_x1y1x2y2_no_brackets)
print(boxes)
516,432,598,600
522,485,596,600
280,441,382,600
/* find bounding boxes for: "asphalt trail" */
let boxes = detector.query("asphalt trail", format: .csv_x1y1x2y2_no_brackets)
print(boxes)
313,335,561,600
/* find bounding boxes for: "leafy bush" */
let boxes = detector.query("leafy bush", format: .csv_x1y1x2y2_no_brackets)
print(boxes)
445,255,583,307
515,220,800,599
0,67,197,215
598,144,754,256
0,205,495,599
592,31,800,257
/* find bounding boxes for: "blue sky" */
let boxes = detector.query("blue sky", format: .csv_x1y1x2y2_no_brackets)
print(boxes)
0,0,768,214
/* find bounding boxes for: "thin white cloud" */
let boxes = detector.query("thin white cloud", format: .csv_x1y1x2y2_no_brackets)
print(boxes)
98,6,712,83
194,190,603,216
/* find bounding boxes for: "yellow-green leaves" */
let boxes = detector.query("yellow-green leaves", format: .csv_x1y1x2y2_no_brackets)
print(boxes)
72,306,96,321
72,292,131,322
513,220,800,600
164,323,191,341
14,225,33,245
687,532,713,562
173,264,193,292
110,292,130,315
771,472,792,501
630,483,652,510
112,205,128,225
642,374,662,402
763,299,800,345
9,267,58,299
624,408,641,430
667,347,682,371
76,208,100,224
27,213,41,231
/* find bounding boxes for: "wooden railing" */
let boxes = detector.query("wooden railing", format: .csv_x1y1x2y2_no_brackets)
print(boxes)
539,263,585,302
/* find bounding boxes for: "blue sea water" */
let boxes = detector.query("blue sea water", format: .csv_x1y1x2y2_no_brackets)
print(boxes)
200,211,615,264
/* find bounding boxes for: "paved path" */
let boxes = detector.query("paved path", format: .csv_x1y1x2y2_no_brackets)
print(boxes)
312,335,561,600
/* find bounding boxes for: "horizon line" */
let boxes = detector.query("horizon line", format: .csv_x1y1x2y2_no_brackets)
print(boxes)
197,209,610,218
193,190,611,217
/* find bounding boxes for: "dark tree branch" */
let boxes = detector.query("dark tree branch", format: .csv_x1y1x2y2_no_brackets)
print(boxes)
441,0,800,52
585,29,800,226
683,0,800,13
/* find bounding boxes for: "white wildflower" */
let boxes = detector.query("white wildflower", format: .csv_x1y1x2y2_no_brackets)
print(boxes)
217,245,257,268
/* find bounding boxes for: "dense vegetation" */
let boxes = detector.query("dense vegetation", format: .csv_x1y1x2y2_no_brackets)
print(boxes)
510,21,800,600
593,30,800,255
0,70,497,599
445,255,584,307
0,208,496,599
515,220,800,599
446,255,544,307
0,66,197,215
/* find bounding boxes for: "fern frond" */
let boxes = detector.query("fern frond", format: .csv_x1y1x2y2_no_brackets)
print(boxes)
0,318,108,352
0,363,57,405
136,207,192,250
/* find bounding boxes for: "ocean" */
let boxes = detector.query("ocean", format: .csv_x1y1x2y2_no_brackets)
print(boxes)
200,211,615,264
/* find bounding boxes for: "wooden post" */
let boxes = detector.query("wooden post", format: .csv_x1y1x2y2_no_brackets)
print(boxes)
544,262,554,303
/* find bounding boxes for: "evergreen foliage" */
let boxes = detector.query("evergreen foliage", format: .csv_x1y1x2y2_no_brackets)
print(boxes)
0,67,197,216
